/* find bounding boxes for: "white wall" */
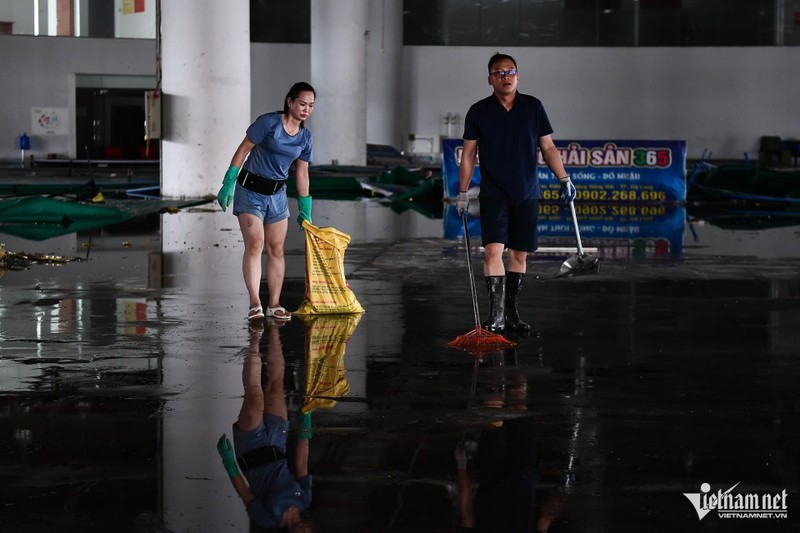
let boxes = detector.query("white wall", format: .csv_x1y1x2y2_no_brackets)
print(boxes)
114,0,157,39
250,44,312,126
402,46,800,160
1,34,798,162
0,35,155,159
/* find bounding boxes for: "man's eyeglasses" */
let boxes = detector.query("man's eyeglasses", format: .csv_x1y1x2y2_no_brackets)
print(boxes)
490,68,517,78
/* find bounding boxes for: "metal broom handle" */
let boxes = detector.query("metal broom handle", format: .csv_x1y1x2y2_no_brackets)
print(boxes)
462,211,482,327
569,200,585,256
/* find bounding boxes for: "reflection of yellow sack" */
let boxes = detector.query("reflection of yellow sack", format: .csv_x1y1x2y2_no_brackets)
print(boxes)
302,314,361,414
295,220,365,315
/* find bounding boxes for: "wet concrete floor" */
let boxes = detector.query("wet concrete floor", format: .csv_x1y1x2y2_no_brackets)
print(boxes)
1,198,799,532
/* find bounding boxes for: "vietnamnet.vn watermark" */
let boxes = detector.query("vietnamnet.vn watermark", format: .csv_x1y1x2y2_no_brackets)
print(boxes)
684,482,789,520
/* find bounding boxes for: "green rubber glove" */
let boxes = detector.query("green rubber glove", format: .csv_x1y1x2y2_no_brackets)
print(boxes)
298,411,312,440
217,165,239,212
216,434,240,478
297,195,312,226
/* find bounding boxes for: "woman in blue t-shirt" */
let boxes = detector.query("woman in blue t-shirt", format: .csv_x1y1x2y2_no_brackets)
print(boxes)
216,322,313,531
217,82,316,324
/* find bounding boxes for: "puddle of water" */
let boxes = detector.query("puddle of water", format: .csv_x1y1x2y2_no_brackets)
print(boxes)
1,199,799,531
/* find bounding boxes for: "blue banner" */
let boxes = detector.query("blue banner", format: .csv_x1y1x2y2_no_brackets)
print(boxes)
441,139,687,204
442,138,480,198
444,201,685,260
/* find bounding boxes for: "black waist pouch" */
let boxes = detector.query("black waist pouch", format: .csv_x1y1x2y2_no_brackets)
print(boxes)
237,445,285,470
238,170,286,195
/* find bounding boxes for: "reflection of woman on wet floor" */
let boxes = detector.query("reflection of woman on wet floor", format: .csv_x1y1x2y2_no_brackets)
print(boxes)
216,324,313,531
217,82,316,323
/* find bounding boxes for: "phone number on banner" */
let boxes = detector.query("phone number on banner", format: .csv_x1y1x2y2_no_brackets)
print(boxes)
541,183,669,202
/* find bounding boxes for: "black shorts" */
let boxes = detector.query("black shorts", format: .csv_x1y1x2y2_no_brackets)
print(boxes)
479,194,539,252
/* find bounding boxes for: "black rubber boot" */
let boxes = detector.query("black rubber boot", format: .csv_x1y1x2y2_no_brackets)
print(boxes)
505,271,531,335
481,276,506,333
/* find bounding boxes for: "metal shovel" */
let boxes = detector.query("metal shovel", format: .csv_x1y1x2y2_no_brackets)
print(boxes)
558,200,600,277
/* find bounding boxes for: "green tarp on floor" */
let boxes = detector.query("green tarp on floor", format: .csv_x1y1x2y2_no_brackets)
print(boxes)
0,196,211,241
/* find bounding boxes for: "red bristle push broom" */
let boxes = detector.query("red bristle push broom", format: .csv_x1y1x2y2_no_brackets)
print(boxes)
447,211,515,354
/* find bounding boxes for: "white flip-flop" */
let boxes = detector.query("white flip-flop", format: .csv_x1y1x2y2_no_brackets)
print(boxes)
246,306,265,322
265,306,292,320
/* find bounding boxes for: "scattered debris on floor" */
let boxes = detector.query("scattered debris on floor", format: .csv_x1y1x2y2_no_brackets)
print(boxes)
0,243,80,275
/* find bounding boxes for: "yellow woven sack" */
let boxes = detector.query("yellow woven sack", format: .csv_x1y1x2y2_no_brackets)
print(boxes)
294,220,365,315
301,314,362,414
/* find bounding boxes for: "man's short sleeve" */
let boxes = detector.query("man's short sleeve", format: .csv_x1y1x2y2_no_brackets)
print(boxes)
462,105,479,141
536,104,554,138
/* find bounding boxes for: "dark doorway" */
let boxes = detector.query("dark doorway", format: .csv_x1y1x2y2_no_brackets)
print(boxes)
76,88,156,161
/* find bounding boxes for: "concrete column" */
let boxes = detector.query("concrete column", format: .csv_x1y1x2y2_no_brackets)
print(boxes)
311,0,369,166
366,0,403,149
160,0,250,198
159,2,250,530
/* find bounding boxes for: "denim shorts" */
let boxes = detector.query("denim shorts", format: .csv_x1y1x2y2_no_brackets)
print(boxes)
232,413,289,456
232,183,290,224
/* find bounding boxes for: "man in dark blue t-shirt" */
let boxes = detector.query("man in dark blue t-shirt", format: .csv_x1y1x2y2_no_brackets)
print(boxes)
457,53,577,334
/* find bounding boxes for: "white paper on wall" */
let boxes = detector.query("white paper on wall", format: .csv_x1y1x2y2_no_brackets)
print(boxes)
31,107,68,135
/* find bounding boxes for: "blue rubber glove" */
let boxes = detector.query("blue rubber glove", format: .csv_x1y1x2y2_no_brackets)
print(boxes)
456,191,469,214
216,434,240,478
298,411,312,440
559,176,576,203
297,195,312,226
217,165,239,212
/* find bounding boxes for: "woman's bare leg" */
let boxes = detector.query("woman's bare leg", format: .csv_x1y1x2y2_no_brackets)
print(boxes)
263,218,289,312
237,329,264,431
238,213,266,310
263,322,288,420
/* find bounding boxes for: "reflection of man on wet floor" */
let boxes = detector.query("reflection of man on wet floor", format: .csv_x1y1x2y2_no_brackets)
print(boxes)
456,368,539,532
217,323,313,531
456,357,562,532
